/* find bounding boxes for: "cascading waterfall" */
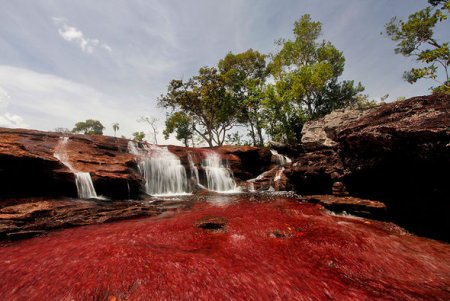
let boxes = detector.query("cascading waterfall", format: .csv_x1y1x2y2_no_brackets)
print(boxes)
270,149,292,165
274,167,285,182
202,152,239,193
246,151,291,192
53,137,99,199
187,153,200,185
128,142,190,196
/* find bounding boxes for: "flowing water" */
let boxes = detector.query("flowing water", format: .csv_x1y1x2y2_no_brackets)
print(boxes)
202,152,240,193
54,137,99,199
128,142,190,196
187,152,200,185
1,196,449,300
270,149,292,165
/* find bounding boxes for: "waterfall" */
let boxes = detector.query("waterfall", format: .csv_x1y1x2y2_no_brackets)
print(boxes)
128,142,190,196
274,167,285,182
54,137,99,199
202,152,239,193
187,153,200,185
270,149,292,165
74,172,99,199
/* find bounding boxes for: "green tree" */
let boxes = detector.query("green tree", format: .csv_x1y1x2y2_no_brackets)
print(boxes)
112,123,119,137
218,49,268,146
132,131,145,142
261,84,307,144
268,14,363,143
163,112,193,147
72,119,105,135
385,0,450,93
159,67,238,147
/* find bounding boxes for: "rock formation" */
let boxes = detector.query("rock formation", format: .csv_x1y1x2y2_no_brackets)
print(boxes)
287,94,450,241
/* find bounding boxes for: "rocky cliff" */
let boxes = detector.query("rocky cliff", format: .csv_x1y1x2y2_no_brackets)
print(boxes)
0,129,274,200
287,94,450,241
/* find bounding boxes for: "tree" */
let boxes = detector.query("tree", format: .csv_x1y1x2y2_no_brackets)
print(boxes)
267,14,363,143
72,119,105,135
385,0,450,93
132,131,145,142
218,49,268,146
159,67,238,147
163,112,193,147
261,83,307,144
112,123,119,137
138,116,159,144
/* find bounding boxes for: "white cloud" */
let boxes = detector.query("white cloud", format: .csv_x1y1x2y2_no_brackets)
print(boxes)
52,17,112,54
0,86,10,106
0,112,28,128
0,65,173,142
0,85,28,128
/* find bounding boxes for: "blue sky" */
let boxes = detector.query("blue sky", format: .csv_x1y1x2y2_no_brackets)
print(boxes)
0,0,447,143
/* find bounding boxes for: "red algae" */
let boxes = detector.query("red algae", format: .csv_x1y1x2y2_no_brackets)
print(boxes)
0,197,449,300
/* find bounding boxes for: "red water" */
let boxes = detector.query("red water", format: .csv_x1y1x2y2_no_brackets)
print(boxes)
1,198,449,300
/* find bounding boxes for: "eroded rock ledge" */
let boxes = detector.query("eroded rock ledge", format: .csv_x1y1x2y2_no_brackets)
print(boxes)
287,94,450,241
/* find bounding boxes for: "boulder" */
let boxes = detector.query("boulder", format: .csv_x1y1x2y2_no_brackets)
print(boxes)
288,94,450,241
301,108,372,151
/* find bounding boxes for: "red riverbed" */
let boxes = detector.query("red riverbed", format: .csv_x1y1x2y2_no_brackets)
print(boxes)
1,197,449,300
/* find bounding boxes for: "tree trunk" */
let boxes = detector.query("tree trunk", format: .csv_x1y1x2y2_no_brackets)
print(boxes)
248,120,257,146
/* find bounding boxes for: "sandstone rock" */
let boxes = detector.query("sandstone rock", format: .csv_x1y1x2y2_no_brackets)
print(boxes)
289,94,450,241
301,195,386,219
0,129,273,200
0,129,142,199
0,198,160,240
301,108,372,151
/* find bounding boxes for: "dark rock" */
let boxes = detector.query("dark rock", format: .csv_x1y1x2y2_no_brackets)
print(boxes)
288,94,450,241
195,216,227,232
300,195,386,219
0,198,160,240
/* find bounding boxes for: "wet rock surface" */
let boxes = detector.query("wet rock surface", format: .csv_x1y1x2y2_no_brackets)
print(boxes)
0,129,273,200
0,129,142,199
288,94,450,241
0,198,160,240
300,195,386,219
195,216,227,232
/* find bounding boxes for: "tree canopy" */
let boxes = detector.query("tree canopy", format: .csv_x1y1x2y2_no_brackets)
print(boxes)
158,67,239,147
159,14,364,146
72,119,105,135
385,0,450,94
163,112,193,147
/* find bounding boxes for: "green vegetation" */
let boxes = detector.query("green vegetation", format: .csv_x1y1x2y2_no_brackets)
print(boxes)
132,131,145,142
385,0,450,94
72,119,105,135
159,14,363,146
163,112,193,147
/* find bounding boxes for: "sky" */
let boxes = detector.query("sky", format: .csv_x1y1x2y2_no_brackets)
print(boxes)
0,0,448,144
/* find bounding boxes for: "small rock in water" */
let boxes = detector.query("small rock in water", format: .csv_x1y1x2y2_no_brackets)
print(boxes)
195,216,227,232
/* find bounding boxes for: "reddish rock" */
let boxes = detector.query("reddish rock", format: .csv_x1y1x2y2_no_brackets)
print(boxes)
0,128,142,199
0,129,273,200
0,198,160,240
